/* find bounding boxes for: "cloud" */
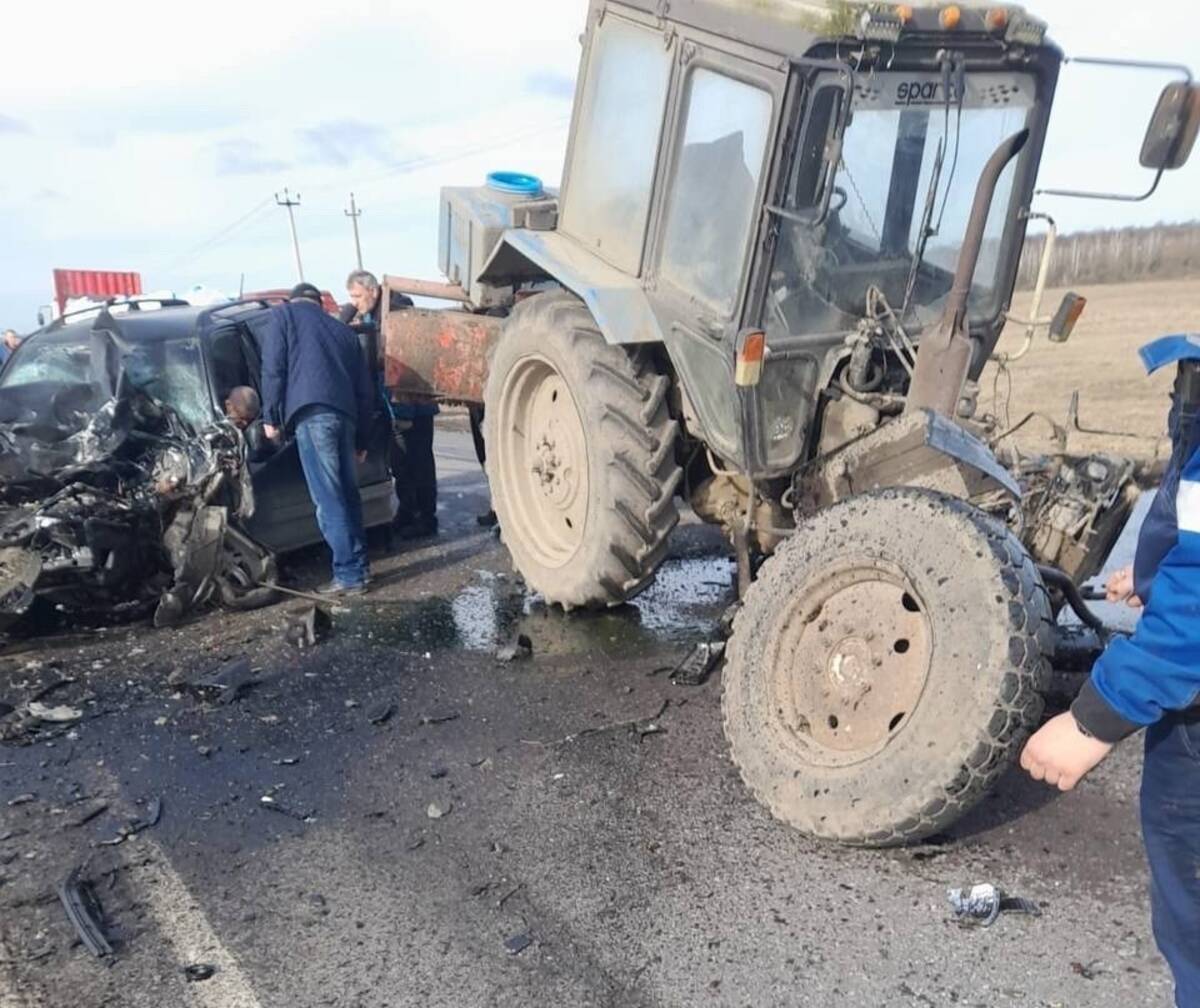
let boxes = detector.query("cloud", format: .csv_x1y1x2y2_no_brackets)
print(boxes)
214,140,289,176
0,114,31,134
34,188,64,201
297,119,405,168
524,70,576,100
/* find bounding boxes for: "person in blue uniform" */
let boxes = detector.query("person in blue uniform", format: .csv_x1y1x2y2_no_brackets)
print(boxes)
1021,332,1200,1007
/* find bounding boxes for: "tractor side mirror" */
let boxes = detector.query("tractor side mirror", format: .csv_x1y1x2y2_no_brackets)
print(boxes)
1048,292,1087,343
1140,82,1200,170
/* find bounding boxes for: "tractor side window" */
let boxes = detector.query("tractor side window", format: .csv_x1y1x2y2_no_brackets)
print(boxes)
659,69,773,317
559,16,672,274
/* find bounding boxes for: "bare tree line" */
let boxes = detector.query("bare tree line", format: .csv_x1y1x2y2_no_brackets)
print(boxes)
1015,221,1200,289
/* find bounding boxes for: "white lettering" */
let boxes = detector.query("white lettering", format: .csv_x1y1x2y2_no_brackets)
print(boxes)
1177,479,1200,534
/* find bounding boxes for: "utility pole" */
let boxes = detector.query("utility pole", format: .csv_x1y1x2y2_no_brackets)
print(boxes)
275,188,304,282
344,192,364,270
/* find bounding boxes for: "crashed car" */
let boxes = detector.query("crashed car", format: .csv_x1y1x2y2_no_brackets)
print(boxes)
0,298,396,631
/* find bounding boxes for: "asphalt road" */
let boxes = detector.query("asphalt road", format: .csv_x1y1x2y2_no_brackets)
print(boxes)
0,425,1173,1008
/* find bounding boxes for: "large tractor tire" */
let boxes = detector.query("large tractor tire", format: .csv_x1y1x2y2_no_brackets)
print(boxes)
723,487,1053,846
483,291,681,609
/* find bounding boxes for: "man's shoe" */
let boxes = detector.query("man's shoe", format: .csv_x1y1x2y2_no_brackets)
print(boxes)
316,580,368,596
397,519,438,540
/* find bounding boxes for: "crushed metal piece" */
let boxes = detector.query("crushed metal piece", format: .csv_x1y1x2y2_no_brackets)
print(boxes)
504,933,532,956
185,657,259,705
367,702,395,726
27,702,82,723
670,641,725,686
284,604,332,649
496,633,533,663
183,963,217,982
56,867,112,957
947,883,1041,927
426,800,452,820
97,796,162,846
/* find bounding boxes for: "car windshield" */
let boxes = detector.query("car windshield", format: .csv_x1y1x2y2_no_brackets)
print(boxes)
1,336,215,430
766,70,1035,339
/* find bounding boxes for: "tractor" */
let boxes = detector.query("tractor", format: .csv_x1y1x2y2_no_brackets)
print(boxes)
379,0,1200,844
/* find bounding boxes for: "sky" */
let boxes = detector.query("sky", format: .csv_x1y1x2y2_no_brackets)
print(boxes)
1,0,1197,329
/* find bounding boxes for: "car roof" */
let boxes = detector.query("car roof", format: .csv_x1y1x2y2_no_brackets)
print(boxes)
26,301,275,347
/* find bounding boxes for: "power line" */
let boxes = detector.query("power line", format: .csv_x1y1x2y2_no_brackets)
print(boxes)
153,196,275,273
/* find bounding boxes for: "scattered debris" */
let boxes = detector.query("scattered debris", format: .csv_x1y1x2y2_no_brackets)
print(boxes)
406,835,425,851
717,601,742,639
260,795,313,822
68,803,109,828
57,867,112,957
496,883,523,909
1071,960,1103,980
430,767,448,780
183,657,260,706
670,641,725,686
504,932,532,956
367,702,395,726
7,793,35,807
284,604,333,649
273,756,301,766
521,699,670,748
419,711,460,726
0,701,12,719
183,963,217,982
947,883,1042,927
97,796,162,846
426,800,452,820
26,702,82,723
495,633,533,663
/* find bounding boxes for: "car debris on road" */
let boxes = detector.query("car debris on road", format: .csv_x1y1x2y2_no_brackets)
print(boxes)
947,883,1042,928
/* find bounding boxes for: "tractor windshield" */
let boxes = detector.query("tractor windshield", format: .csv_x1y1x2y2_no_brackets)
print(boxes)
765,70,1036,339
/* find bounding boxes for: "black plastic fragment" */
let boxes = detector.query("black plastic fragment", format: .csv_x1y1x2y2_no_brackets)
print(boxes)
184,963,217,982
57,867,112,957
670,641,725,686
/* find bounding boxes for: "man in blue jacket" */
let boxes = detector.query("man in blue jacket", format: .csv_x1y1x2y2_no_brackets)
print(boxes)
1022,333,1200,1006
262,283,374,594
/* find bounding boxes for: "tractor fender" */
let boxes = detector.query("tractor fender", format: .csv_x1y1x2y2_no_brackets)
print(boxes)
794,409,1020,514
478,229,665,345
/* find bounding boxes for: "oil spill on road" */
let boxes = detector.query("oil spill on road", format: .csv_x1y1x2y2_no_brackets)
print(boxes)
337,553,735,660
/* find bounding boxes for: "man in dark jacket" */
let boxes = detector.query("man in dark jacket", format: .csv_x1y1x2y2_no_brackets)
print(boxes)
341,269,439,539
1021,333,1200,1006
262,283,374,594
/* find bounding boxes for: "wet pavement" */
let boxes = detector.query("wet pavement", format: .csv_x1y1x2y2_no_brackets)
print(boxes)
0,424,1174,1007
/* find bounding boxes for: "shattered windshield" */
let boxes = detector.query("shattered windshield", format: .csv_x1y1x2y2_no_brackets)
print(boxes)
766,71,1035,339
2,336,215,431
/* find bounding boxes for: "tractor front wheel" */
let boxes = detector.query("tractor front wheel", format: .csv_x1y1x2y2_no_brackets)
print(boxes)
722,487,1054,846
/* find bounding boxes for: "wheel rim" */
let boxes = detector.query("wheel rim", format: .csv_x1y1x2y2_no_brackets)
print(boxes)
766,561,932,767
496,353,589,568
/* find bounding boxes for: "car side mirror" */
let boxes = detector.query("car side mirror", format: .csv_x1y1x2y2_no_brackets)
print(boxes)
1140,82,1200,170
1048,292,1086,343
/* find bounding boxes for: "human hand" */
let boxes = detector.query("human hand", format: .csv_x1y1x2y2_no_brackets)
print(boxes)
355,449,367,464
1020,712,1113,791
1104,565,1142,607
263,424,280,442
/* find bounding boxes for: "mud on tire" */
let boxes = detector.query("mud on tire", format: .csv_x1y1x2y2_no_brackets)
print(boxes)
722,487,1053,846
483,291,681,609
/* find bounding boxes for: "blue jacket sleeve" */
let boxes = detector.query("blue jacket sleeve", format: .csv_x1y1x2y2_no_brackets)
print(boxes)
261,307,289,428
1073,447,1200,742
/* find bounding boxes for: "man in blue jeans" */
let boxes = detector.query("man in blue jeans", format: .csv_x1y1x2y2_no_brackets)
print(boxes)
262,283,374,595
1021,333,1200,1007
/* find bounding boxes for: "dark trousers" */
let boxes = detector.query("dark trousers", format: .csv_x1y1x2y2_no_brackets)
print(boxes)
392,414,437,524
294,406,368,587
1141,713,1200,1006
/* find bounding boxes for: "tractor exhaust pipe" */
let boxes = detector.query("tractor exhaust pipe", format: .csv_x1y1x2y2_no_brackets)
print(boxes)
906,128,1029,417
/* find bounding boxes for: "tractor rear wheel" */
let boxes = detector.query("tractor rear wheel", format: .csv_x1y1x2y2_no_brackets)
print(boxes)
722,487,1053,846
483,291,681,609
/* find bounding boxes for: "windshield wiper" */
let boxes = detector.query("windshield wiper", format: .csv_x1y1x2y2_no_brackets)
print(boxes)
901,54,966,316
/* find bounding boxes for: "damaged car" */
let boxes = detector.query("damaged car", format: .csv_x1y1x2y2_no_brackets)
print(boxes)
0,297,395,632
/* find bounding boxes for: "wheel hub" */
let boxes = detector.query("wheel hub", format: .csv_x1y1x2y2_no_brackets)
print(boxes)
774,566,932,761
495,356,589,567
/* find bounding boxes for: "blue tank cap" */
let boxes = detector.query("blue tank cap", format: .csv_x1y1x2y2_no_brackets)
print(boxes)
486,171,543,196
